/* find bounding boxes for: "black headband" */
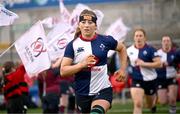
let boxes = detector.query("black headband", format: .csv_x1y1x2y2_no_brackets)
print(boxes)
79,14,97,24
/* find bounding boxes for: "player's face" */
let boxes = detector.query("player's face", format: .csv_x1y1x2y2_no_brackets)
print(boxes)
162,36,172,50
134,30,146,48
79,20,97,38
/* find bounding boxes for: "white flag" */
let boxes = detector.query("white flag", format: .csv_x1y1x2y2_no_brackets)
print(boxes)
41,16,60,28
105,18,130,57
0,6,19,26
59,0,70,23
93,9,104,30
105,18,130,42
47,22,73,61
15,21,51,77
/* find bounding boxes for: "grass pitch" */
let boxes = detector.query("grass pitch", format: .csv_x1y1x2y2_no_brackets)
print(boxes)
0,100,180,114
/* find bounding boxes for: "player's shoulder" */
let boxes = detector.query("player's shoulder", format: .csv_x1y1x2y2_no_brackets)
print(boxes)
97,34,113,39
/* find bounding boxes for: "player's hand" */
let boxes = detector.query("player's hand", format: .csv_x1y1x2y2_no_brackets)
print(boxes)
114,69,126,82
135,59,145,66
80,55,98,68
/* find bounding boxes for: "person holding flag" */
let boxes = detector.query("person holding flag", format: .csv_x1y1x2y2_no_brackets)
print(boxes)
2,61,29,114
60,9,127,114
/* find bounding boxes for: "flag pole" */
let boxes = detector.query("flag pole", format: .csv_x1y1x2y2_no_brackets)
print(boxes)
0,41,15,58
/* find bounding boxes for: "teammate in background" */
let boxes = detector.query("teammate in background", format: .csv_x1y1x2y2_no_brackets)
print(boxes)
60,9,127,114
174,48,180,101
156,36,178,114
174,48,180,71
127,28,162,114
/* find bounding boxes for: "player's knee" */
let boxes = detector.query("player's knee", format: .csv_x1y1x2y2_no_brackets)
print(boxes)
90,105,105,114
135,101,143,108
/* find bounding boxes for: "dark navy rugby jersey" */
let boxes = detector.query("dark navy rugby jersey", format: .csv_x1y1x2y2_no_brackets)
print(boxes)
63,34,117,96
156,49,176,79
127,44,159,81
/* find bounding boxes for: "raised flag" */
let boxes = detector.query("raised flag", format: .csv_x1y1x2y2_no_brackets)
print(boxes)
0,5,19,26
41,17,60,29
46,22,73,61
105,18,130,42
93,9,104,30
59,0,70,23
15,21,51,77
105,18,130,57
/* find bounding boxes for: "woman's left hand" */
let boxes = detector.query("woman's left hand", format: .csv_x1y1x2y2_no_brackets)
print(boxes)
113,69,126,82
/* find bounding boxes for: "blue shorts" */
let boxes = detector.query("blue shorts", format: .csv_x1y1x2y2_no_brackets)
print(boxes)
131,79,157,95
75,87,112,113
157,78,178,89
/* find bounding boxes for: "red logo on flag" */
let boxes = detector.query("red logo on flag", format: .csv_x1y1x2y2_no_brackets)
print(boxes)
31,37,46,57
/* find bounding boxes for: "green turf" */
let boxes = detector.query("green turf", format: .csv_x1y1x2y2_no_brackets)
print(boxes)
107,100,180,114
0,101,180,114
